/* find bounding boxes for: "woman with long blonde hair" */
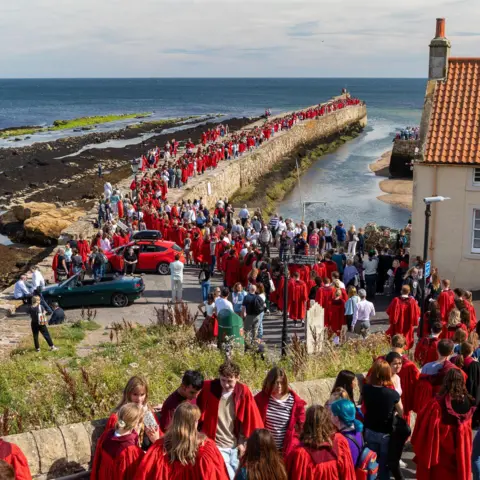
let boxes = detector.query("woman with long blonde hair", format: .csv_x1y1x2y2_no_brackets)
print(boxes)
106,376,162,450
135,403,228,479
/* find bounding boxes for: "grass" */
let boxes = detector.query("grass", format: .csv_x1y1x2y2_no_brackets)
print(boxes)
0,311,388,436
230,123,363,217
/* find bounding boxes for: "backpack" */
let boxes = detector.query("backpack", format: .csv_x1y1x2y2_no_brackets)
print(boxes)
342,432,378,480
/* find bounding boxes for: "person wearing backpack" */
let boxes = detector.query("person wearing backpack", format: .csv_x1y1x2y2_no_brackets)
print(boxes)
242,284,264,344
331,399,378,480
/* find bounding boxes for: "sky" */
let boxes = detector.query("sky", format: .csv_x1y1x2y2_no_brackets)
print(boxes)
1,0,479,78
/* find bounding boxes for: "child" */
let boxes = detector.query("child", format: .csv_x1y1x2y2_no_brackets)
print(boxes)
106,376,162,450
91,403,145,480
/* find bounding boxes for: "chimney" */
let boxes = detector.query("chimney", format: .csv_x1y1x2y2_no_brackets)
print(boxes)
428,18,451,80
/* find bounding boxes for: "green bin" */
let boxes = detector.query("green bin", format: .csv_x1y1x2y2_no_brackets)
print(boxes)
217,309,245,348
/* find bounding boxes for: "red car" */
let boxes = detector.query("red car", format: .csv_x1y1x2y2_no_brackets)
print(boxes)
106,240,184,275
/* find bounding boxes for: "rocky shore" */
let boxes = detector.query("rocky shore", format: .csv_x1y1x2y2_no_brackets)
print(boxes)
370,150,413,211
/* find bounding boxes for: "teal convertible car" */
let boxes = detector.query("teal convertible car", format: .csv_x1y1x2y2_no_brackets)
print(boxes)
41,274,145,308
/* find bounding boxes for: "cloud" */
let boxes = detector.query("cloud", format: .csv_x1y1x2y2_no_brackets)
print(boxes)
1,0,480,77
288,21,319,38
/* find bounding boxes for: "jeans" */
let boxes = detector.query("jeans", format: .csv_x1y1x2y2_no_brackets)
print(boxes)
171,279,183,301
347,241,357,256
258,312,264,338
92,265,103,282
210,255,216,274
218,447,239,480
31,322,54,350
244,314,261,345
473,430,480,480
365,429,390,480
260,242,271,257
365,274,377,302
354,320,370,338
201,281,210,302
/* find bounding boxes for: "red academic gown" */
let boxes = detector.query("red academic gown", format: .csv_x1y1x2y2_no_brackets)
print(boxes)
414,336,440,367
196,379,264,442
323,260,338,280
133,437,228,480
465,300,477,331
191,236,203,264
444,323,468,340
328,298,346,334
438,290,455,324
223,254,240,288
0,439,32,480
313,263,327,280
385,296,420,350
91,429,144,480
411,394,475,480
413,361,466,414
77,240,91,263
254,390,306,458
286,433,356,480
288,279,308,321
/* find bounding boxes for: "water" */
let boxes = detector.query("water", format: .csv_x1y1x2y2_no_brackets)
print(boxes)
0,78,426,227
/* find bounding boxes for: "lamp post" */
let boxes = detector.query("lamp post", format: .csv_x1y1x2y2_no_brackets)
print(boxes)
418,196,450,337
130,158,141,221
281,252,289,357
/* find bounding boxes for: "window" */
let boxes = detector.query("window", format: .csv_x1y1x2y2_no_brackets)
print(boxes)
472,209,480,253
474,168,480,185
141,245,158,253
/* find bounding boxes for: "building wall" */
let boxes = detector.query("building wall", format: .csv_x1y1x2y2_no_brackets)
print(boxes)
411,164,480,289
179,105,367,208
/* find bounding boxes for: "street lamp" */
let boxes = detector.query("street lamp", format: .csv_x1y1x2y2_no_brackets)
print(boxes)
419,195,450,337
130,158,141,221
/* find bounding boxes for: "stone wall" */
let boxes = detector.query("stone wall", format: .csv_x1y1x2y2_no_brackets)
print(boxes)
1,375,363,479
180,105,367,208
389,139,419,178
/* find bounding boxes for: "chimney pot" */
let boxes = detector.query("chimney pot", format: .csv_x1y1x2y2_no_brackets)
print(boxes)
436,18,446,38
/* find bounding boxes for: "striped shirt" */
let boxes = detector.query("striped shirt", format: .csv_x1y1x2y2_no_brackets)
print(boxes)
265,394,294,450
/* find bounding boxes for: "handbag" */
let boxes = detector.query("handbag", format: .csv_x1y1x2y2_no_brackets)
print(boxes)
38,306,48,326
269,278,276,292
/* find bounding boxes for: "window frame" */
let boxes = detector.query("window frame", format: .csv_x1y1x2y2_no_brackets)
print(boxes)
471,208,480,254
473,168,480,186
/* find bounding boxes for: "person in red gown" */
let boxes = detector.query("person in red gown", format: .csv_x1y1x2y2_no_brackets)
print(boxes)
385,285,420,350
0,439,32,480
286,404,355,480
287,272,308,326
438,279,455,324
91,403,145,480
323,254,338,280
77,233,91,263
134,403,228,480
420,300,441,338
105,376,162,448
411,368,476,480
413,338,466,414
414,322,442,366
223,249,239,289
328,289,346,335
196,361,263,477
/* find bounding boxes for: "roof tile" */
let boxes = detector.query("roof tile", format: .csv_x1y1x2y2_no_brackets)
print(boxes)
425,58,480,164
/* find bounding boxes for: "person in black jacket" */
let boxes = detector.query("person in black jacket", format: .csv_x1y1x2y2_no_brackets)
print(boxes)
29,296,58,352
402,267,422,304
48,302,66,325
452,342,480,407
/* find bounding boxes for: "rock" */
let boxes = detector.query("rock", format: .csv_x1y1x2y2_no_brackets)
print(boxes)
45,143,53,151
12,202,57,222
0,210,17,225
23,207,85,242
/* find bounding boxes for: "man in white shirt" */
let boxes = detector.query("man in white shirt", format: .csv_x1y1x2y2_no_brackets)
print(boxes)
169,254,184,302
14,275,33,303
352,289,375,337
30,266,45,290
238,205,250,226
215,288,234,315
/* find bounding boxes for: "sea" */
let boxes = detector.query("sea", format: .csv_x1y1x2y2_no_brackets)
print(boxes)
0,78,426,228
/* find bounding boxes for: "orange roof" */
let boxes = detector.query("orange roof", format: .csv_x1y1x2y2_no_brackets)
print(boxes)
425,57,480,164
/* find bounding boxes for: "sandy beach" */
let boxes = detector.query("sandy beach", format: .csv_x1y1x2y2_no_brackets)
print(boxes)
369,150,413,211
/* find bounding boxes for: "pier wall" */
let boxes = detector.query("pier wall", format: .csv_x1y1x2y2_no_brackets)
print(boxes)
389,139,419,178
180,104,367,208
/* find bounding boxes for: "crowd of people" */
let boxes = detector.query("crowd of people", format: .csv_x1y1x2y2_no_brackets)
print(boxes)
393,126,420,141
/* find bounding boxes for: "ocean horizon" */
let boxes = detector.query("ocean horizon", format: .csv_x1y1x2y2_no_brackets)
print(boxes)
0,78,425,131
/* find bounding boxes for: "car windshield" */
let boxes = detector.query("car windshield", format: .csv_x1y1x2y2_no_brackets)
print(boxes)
58,275,79,288
172,244,183,252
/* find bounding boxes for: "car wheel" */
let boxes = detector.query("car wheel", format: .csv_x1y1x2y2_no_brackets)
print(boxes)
111,293,129,307
157,262,170,275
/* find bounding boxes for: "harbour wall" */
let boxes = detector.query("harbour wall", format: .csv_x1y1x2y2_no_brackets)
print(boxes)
179,104,368,208
389,139,419,178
